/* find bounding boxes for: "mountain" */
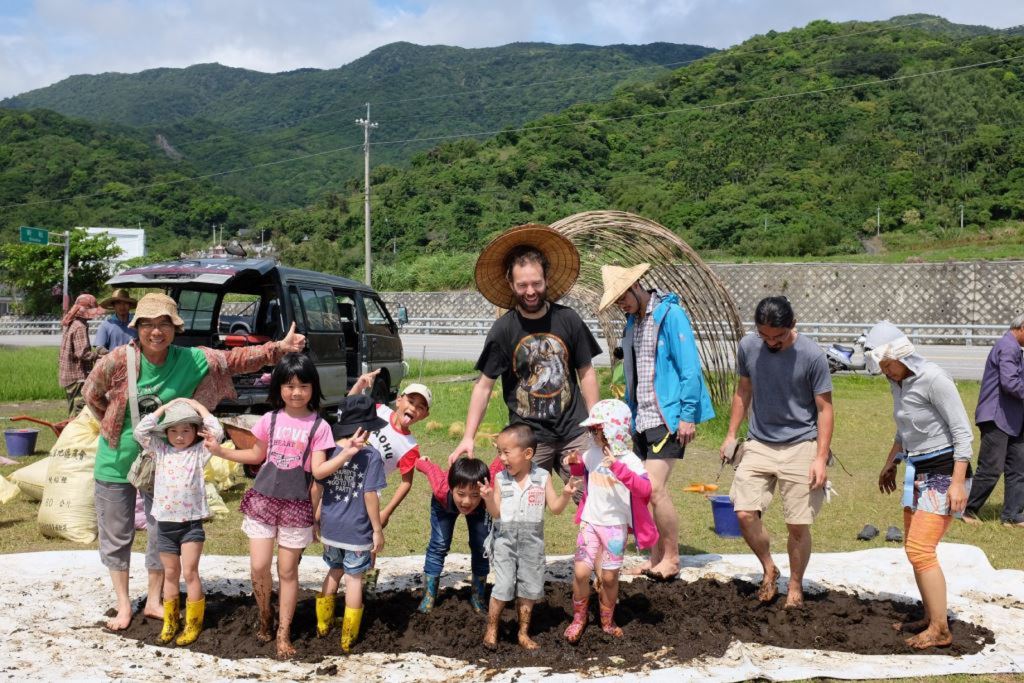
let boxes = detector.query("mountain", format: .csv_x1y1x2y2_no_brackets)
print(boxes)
2,42,716,206
0,107,256,250
253,16,1024,287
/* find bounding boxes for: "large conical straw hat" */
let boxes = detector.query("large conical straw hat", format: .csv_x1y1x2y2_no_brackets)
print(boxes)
474,224,580,309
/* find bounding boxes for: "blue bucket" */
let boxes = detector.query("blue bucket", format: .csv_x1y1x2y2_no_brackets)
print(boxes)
709,495,742,537
4,428,40,457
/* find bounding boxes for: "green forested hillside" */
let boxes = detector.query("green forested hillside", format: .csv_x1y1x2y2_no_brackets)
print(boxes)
0,108,256,253
2,16,1024,293
255,16,1024,288
2,42,715,206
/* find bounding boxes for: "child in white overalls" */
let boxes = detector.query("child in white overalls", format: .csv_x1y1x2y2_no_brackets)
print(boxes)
480,423,576,650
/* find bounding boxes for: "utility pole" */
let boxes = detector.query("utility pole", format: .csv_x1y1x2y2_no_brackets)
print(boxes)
960,203,964,229
61,230,70,312
355,103,378,286
876,206,881,236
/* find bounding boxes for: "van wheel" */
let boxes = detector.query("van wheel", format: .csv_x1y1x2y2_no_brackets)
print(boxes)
371,374,390,404
230,323,251,335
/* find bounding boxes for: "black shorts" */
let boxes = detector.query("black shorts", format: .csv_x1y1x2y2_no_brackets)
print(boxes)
156,520,206,555
634,424,686,461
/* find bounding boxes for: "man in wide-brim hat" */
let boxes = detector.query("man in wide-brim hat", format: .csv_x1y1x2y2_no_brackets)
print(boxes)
599,263,715,580
95,288,138,351
448,224,601,484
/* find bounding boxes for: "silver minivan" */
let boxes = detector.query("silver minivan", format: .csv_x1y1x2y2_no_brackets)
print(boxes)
107,258,406,413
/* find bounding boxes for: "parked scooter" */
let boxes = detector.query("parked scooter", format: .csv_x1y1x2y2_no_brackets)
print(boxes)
824,333,868,374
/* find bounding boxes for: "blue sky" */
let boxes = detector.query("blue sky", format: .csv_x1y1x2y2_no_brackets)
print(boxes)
0,0,1020,99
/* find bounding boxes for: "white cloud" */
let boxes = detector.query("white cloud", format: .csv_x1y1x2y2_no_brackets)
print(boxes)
1,0,1020,99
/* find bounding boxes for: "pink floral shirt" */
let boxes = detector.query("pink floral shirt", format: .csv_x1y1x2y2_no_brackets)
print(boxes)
134,412,223,522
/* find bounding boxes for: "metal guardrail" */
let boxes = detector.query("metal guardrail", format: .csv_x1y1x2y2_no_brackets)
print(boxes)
0,316,1007,346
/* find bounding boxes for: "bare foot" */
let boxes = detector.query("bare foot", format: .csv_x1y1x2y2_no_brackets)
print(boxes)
105,606,133,631
892,617,930,634
648,560,681,581
142,602,163,620
906,626,952,649
275,634,296,659
518,634,540,650
255,610,273,643
784,592,804,609
482,629,498,650
622,560,651,576
757,566,781,602
960,514,982,526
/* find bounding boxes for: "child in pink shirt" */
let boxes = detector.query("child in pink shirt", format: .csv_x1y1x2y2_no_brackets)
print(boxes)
565,399,657,643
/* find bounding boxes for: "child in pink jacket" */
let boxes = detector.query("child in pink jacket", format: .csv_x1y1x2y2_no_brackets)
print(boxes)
565,399,657,643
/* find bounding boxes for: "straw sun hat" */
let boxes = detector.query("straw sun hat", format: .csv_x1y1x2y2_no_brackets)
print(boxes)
474,224,581,309
128,293,185,332
598,263,651,312
98,288,138,309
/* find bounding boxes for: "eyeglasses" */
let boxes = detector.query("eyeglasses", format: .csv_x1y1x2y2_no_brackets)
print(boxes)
756,329,792,344
137,321,176,332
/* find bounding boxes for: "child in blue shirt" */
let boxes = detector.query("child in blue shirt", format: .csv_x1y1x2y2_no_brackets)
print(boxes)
311,394,388,653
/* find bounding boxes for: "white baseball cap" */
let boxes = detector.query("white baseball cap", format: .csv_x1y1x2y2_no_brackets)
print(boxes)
401,383,433,408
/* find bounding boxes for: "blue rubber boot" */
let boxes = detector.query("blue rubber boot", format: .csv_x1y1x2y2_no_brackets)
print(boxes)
418,574,439,613
470,574,488,613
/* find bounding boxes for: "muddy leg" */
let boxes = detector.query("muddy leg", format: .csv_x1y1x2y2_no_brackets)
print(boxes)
784,523,811,608
250,538,275,643
736,511,779,602
516,599,539,650
483,597,504,650
275,546,303,659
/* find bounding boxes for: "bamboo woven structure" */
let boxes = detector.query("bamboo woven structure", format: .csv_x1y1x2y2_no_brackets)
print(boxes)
550,210,743,406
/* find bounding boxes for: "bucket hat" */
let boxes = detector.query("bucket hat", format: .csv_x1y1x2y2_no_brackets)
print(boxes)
474,224,580,309
156,402,204,433
333,394,388,439
99,288,138,309
129,293,185,332
598,263,651,312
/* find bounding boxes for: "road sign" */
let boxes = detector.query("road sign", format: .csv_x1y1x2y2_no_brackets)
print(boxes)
19,227,49,245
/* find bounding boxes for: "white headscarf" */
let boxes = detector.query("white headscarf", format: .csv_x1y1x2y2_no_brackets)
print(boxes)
863,321,926,376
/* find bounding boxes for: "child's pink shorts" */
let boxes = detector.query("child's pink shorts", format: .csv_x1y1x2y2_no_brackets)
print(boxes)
574,522,627,570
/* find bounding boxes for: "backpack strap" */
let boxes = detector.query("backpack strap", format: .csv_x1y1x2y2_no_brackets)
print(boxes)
125,345,140,430
300,416,323,468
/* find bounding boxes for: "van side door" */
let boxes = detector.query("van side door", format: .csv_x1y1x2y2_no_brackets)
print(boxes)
289,285,348,409
357,293,405,401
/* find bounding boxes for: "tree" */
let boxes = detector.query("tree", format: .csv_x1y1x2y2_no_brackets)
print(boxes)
0,229,122,314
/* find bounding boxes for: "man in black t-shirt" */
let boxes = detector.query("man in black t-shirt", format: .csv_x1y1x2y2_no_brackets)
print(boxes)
449,224,601,482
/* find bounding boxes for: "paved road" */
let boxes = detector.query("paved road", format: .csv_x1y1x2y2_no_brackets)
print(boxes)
399,334,992,380
1,333,991,380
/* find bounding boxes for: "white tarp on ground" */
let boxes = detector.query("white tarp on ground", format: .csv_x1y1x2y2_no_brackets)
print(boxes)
0,544,1021,682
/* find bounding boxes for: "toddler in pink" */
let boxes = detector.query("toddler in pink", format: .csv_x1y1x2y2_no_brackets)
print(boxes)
565,399,657,643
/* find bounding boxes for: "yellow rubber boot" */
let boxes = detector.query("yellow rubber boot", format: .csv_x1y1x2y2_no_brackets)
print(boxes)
340,606,363,653
175,598,205,646
315,593,336,637
157,597,180,644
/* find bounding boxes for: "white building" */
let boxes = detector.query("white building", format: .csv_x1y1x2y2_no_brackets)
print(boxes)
82,227,146,264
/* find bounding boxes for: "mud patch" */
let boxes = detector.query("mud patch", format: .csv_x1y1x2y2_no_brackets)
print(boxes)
115,577,993,673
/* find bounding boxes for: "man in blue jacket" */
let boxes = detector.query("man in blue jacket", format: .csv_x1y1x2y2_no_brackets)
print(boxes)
599,264,715,579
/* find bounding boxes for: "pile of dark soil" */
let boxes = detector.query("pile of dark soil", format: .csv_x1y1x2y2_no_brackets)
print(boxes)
114,577,993,673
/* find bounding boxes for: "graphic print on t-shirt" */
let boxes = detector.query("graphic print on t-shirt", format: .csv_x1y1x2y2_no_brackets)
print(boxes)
325,460,367,503
513,333,571,420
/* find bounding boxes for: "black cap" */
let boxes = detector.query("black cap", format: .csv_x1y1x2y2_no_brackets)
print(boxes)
332,394,388,439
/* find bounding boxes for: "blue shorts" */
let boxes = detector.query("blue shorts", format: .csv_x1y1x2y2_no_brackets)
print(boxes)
322,545,372,575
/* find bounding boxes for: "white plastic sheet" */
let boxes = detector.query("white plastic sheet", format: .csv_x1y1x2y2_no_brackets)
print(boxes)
0,545,1020,681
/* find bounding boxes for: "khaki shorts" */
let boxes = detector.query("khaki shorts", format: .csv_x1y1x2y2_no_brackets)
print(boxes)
729,439,824,525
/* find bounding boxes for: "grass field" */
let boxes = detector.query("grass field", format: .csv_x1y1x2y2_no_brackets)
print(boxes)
2,354,1022,682
1,356,1020,571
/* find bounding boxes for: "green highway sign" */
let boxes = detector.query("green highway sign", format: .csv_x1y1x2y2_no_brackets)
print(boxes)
19,226,49,245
